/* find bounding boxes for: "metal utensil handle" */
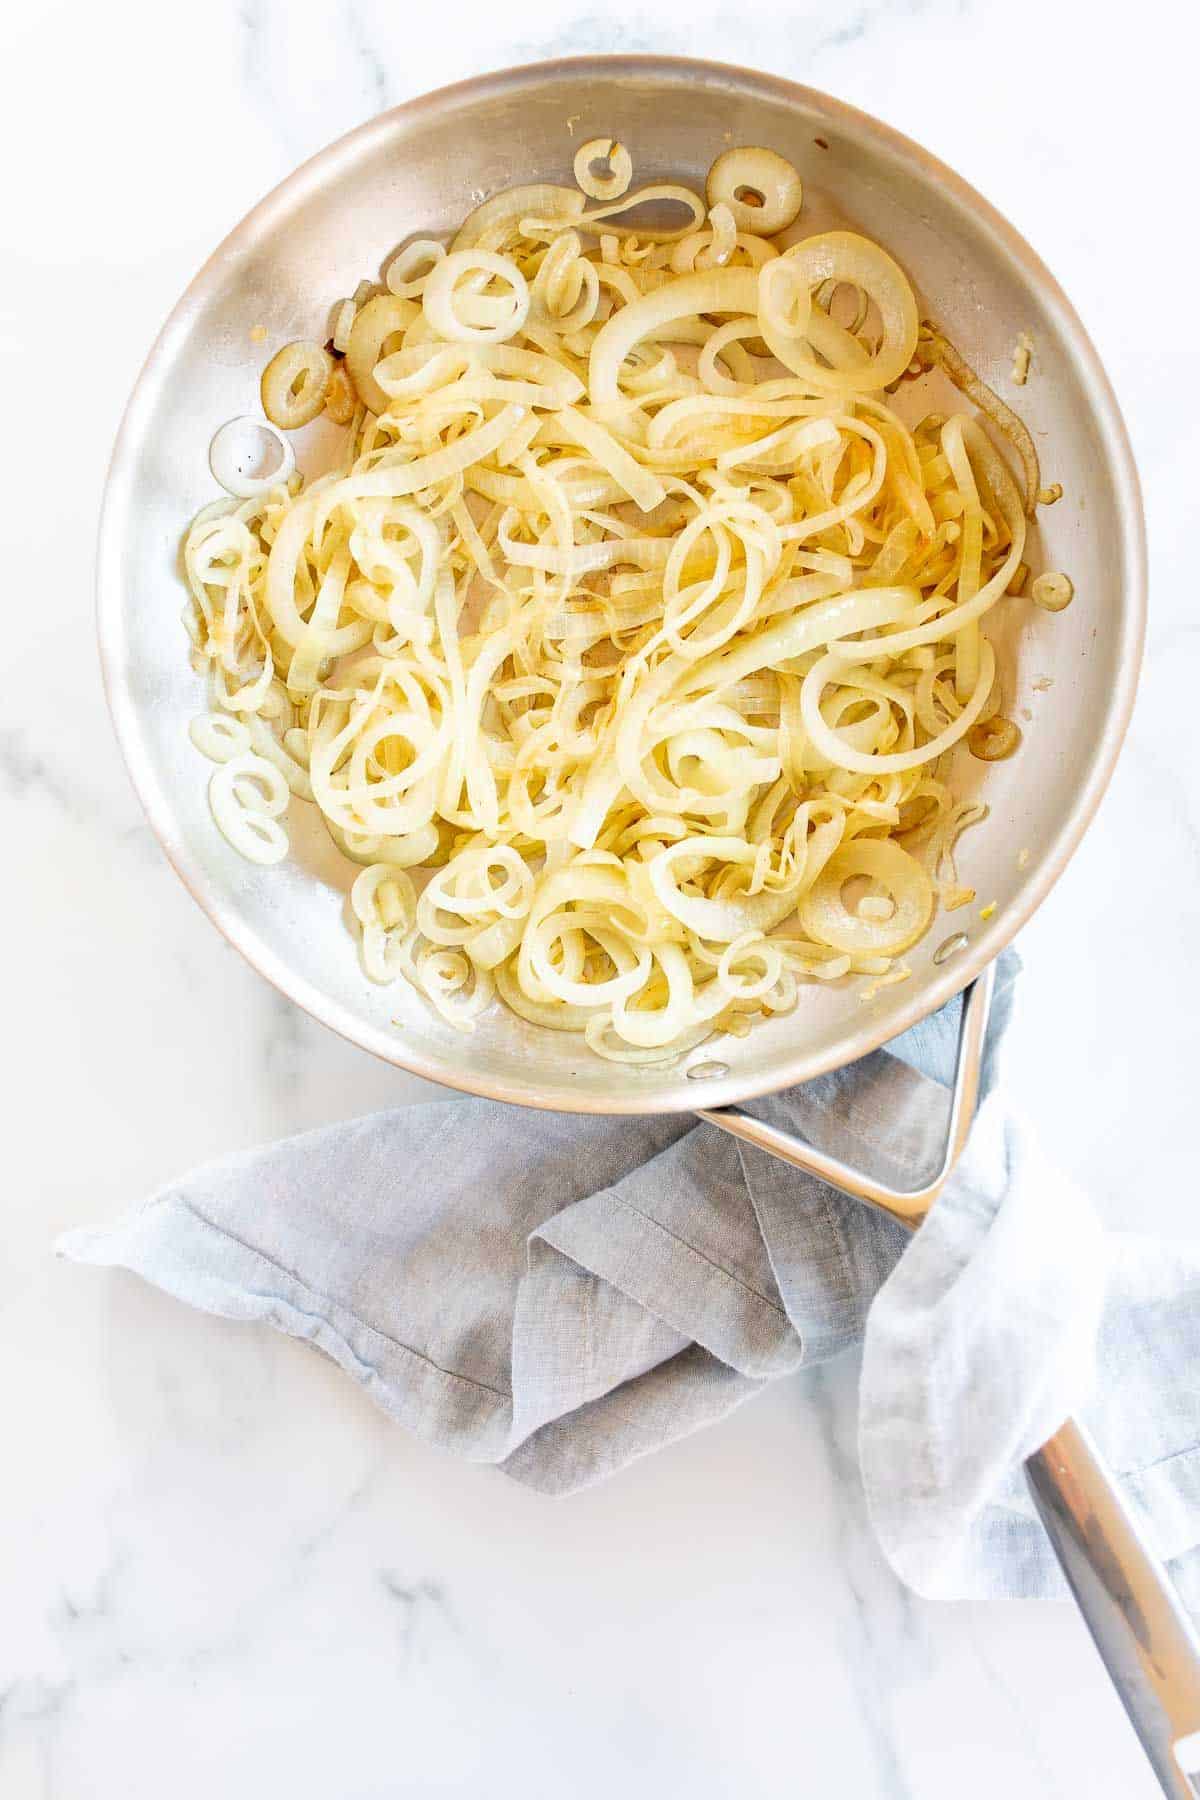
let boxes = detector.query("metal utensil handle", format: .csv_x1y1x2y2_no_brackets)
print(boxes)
695,962,995,1223
698,965,1200,1797
1027,1422,1200,1797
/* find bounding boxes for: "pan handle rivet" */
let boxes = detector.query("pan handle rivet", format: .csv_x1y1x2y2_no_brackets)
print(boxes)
932,932,969,965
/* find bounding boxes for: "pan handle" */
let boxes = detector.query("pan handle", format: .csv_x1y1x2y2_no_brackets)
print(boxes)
698,962,1200,1797
1026,1420,1200,1798
694,961,994,1224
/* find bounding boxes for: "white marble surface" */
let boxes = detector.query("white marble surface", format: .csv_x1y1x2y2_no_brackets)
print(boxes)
3,1,1196,1793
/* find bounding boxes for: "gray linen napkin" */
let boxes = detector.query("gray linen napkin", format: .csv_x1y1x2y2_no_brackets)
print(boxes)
59,952,1200,1604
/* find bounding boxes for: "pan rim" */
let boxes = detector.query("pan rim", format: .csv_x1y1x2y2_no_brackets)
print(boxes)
97,54,1146,1114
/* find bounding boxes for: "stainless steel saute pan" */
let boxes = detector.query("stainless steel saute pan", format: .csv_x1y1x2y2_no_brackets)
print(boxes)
99,58,1198,1793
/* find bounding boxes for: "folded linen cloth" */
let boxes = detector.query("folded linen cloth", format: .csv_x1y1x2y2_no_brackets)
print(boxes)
59,952,1200,1605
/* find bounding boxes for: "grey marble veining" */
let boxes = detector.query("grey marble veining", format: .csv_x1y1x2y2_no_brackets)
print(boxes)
2,0,1191,1794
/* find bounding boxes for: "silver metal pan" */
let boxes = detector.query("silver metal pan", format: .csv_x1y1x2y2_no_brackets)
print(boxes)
100,57,1198,1794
